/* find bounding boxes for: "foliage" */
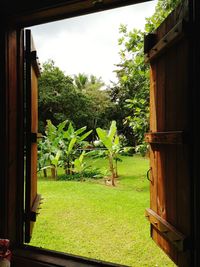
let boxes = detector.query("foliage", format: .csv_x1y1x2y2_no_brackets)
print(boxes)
125,98,149,155
145,0,182,33
110,26,149,152
74,151,87,178
38,119,67,178
96,121,122,186
83,82,113,139
38,62,112,135
109,0,182,155
38,60,74,132
74,73,89,90
38,120,92,178
57,168,103,181
61,123,92,174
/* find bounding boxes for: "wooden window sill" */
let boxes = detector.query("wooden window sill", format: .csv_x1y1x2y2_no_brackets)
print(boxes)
12,245,125,267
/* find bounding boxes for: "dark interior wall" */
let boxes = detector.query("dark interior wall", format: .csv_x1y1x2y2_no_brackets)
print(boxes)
192,0,200,265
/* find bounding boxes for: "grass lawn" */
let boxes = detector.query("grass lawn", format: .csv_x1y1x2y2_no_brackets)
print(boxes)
30,156,176,267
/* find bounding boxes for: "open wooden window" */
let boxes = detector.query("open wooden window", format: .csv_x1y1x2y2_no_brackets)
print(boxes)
144,1,192,266
1,0,198,266
24,29,41,243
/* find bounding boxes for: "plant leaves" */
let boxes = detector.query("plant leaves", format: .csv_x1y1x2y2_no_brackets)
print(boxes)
75,126,87,135
57,120,68,133
108,120,117,141
114,135,119,145
67,137,77,154
79,151,85,163
96,128,112,150
79,130,93,141
67,122,74,136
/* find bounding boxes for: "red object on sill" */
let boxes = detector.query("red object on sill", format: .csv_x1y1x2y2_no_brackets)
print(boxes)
0,239,11,262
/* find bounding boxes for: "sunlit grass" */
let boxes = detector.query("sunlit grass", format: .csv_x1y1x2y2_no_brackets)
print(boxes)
30,156,175,267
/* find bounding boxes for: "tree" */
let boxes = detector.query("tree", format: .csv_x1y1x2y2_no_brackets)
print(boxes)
108,26,149,148
74,73,89,90
109,0,182,154
38,64,113,135
38,60,75,132
145,0,182,32
82,77,113,139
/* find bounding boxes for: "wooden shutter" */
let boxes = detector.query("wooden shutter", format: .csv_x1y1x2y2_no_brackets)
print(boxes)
144,2,192,266
24,29,41,243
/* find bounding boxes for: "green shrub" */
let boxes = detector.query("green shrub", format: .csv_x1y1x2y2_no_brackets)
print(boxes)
57,168,103,181
135,142,149,157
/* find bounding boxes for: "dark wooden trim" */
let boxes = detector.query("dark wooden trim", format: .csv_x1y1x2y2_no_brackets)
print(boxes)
25,29,32,243
144,33,157,54
0,29,7,239
145,19,189,62
6,0,151,28
12,246,126,267
16,28,25,245
6,30,19,244
191,0,200,266
0,28,25,245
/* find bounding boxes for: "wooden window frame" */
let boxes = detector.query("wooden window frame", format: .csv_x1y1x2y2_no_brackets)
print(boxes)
1,1,151,266
0,0,199,266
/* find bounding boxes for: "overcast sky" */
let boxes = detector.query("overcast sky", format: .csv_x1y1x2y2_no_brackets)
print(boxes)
29,0,157,85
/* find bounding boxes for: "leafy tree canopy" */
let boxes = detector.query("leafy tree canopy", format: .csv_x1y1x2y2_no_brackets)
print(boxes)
38,60,112,135
108,0,182,152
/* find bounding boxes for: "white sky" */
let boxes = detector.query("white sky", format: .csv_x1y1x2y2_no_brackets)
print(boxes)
29,0,157,85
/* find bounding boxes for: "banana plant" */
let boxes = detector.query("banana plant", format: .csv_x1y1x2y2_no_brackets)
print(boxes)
64,136,77,174
49,150,61,179
74,151,88,180
61,122,92,174
38,120,65,178
38,120,92,177
96,120,121,186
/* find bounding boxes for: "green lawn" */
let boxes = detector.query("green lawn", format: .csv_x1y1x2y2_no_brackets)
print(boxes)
30,156,175,267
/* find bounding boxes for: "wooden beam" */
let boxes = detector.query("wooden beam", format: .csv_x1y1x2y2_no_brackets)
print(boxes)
13,246,126,267
145,208,188,252
145,20,189,62
6,0,152,27
145,131,185,145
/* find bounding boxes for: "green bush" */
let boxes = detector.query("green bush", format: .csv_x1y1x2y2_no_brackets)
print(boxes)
135,142,149,157
57,168,103,181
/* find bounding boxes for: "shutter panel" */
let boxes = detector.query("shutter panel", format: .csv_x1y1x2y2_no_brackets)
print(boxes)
25,29,41,243
144,2,191,266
